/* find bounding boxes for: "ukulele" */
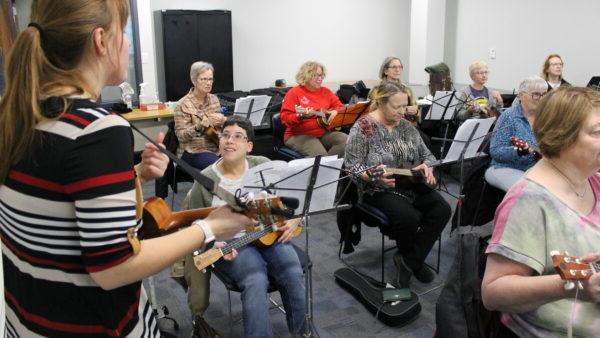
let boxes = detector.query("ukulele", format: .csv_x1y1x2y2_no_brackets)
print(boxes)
510,136,542,161
368,163,441,190
297,101,371,129
141,194,294,238
193,221,302,271
550,250,600,291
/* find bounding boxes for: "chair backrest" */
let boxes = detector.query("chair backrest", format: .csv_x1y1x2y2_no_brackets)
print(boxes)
271,113,285,150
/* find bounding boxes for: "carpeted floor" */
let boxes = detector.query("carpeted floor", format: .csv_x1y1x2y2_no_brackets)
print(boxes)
143,177,462,338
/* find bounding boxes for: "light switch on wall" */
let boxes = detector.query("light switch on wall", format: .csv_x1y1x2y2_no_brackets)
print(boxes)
489,48,496,60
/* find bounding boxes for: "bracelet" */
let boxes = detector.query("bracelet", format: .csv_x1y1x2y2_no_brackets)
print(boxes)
194,220,215,244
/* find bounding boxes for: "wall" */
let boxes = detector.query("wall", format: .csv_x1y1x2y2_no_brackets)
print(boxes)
140,0,411,97
446,0,600,91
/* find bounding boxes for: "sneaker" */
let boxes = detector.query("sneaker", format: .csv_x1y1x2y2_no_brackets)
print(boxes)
190,316,220,338
392,252,413,288
413,265,436,284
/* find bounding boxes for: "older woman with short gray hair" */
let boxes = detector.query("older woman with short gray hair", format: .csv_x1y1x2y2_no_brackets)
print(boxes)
485,75,548,191
174,60,225,170
457,61,503,121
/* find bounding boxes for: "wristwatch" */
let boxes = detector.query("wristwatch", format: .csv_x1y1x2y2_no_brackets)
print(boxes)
194,220,215,244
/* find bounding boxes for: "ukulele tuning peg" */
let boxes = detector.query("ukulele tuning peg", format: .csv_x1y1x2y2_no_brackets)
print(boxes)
564,251,570,256
258,190,268,198
577,281,584,290
550,250,559,257
564,281,575,291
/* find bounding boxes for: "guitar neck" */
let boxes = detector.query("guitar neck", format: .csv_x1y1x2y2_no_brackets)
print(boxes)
221,224,274,254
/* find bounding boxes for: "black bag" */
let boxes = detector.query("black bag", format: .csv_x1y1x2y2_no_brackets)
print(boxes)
335,267,421,327
435,229,501,338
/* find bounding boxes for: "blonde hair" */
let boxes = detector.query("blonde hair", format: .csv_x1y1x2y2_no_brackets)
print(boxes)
0,0,129,183
295,61,326,86
541,54,563,81
369,81,408,111
468,61,488,78
534,87,600,158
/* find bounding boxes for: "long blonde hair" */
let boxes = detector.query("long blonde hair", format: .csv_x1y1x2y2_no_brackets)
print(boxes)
0,0,129,183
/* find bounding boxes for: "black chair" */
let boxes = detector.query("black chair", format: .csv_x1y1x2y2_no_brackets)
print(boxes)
212,243,311,337
271,113,303,161
155,121,194,203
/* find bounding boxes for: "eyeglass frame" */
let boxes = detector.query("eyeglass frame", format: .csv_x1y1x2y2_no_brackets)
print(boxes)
527,91,546,100
219,132,248,142
387,65,404,70
197,77,214,82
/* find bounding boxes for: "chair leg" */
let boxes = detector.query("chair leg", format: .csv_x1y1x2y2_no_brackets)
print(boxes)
380,233,385,284
226,289,233,338
436,234,442,274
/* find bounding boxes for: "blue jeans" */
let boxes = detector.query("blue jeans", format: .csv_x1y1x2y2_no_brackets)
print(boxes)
214,243,306,337
181,151,219,171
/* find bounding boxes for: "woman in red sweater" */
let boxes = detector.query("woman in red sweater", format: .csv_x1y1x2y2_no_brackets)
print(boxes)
280,61,347,157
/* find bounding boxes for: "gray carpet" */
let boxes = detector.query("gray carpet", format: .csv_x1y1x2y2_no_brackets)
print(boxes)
143,178,461,338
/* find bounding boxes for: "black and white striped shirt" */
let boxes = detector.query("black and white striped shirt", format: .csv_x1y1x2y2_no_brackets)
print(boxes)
0,99,158,337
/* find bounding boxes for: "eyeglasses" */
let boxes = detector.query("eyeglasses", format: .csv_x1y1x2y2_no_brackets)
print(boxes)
528,92,545,100
549,62,563,67
473,71,488,76
312,73,325,79
387,65,404,70
198,77,214,82
219,132,248,142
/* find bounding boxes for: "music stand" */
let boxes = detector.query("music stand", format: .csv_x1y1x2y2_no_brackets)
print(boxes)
319,101,370,131
432,117,495,228
241,156,354,337
587,76,600,91
423,90,462,157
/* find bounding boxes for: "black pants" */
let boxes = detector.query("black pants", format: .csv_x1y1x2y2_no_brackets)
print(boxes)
363,187,451,270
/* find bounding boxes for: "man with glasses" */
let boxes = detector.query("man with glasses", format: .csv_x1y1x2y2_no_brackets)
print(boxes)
485,76,548,191
183,115,306,337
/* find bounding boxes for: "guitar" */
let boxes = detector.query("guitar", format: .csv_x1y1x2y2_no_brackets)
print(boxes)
550,250,599,291
193,221,302,271
141,194,294,239
510,136,542,161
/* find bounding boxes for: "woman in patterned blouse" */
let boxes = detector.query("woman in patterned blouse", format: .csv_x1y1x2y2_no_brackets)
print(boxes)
174,61,226,170
344,81,451,288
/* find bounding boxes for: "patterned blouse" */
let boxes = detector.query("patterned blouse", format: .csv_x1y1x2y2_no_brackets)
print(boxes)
344,114,436,201
174,89,225,157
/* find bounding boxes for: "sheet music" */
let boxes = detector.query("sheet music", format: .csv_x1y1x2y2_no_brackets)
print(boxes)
241,156,343,214
424,91,461,120
234,95,271,126
443,117,495,163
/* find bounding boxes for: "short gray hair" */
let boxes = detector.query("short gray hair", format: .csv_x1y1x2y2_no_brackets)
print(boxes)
518,75,547,94
190,61,214,84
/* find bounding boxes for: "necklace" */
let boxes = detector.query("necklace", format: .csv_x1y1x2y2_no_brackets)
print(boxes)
546,160,588,198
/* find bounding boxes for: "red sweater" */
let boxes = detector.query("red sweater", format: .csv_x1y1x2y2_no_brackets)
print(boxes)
280,85,343,140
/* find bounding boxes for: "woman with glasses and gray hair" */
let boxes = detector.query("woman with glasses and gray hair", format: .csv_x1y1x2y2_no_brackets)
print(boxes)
280,61,347,158
457,61,504,121
370,57,420,124
174,61,226,170
485,76,548,191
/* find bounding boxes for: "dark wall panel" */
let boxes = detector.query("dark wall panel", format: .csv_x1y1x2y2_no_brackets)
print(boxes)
161,10,233,101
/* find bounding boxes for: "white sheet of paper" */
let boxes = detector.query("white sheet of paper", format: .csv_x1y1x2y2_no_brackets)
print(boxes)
234,95,272,126
241,156,343,214
443,117,495,162
424,91,461,120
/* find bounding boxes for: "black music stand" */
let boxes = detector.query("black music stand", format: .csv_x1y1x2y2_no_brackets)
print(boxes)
432,117,495,228
587,76,600,91
422,90,462,157
241,155,354,337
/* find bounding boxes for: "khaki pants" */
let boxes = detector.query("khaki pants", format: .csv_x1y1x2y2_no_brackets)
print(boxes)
285,131,347,158
184,252,211,316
